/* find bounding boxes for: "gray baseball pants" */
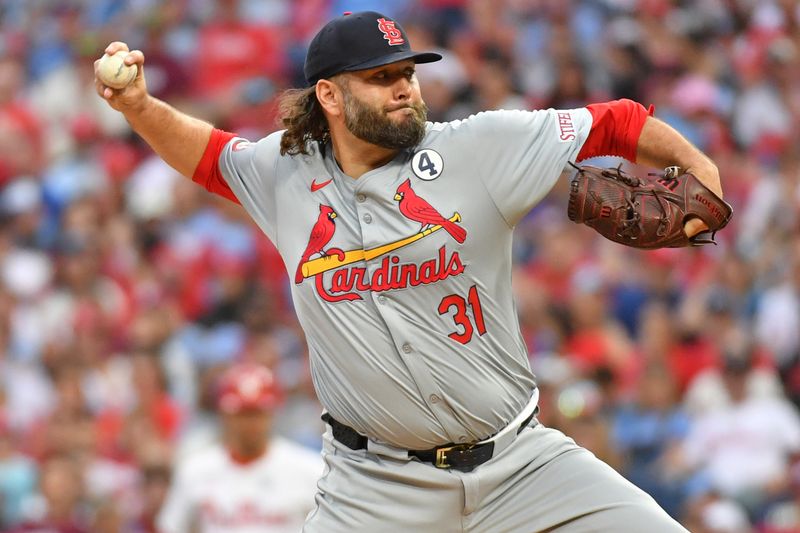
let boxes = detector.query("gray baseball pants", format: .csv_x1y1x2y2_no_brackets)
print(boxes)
303,422,688,533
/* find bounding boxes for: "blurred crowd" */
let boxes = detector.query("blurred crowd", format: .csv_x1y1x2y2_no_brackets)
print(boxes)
1,0,800,531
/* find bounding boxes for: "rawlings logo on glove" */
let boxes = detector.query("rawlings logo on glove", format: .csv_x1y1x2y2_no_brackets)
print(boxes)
567,164,733,249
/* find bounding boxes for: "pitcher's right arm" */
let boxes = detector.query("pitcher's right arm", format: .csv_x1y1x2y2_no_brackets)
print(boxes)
94,42,212,179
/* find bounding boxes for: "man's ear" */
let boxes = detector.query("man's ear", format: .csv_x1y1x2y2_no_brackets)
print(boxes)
316,79,343,118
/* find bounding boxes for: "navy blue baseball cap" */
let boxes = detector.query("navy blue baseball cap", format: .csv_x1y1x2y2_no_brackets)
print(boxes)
304,11,442,85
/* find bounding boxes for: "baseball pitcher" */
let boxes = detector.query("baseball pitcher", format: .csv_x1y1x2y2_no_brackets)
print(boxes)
96,10,729,533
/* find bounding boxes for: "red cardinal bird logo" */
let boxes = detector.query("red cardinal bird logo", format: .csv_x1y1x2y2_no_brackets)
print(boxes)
394,179,466,243
295,205,345,284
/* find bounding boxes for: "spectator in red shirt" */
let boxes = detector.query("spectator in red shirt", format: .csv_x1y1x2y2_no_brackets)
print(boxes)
191,0,286,104
0,56,44,186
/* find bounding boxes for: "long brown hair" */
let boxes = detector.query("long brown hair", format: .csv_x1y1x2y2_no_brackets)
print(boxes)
278,85,330,156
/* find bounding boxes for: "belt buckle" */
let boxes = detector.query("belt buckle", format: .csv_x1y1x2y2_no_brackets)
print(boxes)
434,443,474,469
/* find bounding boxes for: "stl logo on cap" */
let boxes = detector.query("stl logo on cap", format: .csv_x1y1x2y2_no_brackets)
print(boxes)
377,18,404,46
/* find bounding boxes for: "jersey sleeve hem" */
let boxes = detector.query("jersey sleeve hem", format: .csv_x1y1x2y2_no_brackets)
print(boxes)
192,128,241,204
576,99,653,163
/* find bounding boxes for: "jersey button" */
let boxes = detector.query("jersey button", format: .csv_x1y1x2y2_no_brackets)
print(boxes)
458,435,469,443
356,194,366,203
363,213,372,224
401,343,412,353
377,295,387,304
429,394,440,404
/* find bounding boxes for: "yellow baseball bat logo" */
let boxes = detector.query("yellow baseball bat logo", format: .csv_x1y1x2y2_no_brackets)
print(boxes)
300,212,462,279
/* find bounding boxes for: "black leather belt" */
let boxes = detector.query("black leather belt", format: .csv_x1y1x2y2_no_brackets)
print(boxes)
322,411,536,472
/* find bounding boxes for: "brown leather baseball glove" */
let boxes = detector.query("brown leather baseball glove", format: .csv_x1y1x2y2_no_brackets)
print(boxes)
567,164,732,248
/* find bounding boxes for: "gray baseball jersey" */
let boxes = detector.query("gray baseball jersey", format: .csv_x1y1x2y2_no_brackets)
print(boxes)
216,108,592,450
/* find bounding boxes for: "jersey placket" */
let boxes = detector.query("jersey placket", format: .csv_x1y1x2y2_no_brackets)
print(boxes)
344,164,474,446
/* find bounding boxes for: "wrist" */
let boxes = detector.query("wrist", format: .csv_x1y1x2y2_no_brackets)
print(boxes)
122,93,155,122
685,160,721,198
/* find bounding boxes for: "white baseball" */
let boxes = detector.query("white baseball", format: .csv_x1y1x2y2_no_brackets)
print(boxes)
97,51,138,89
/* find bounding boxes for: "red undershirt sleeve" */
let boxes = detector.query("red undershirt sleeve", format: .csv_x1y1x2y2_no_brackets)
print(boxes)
576,99,654,163
191,128,240,204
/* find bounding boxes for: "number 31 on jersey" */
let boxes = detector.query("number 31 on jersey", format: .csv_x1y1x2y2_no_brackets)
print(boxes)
438,285,486,345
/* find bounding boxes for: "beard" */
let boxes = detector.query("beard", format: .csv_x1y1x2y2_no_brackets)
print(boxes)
342,89,428,150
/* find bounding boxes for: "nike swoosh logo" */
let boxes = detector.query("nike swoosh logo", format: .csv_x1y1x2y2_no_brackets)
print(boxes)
310,178,333,192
